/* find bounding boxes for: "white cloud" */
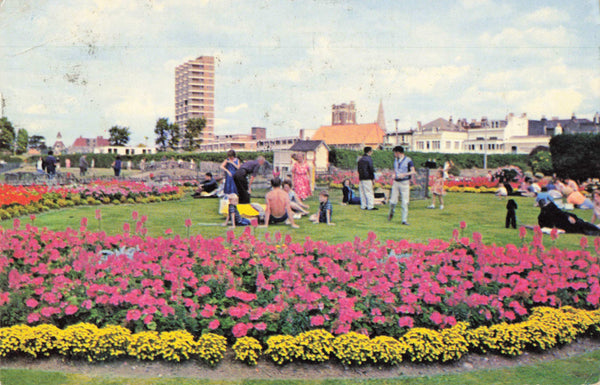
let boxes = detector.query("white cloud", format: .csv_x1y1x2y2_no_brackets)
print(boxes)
224,103,248,113
401,66,471,94
524,89,584,118
479,26,570,47
24,104,49,115
519,7,565,25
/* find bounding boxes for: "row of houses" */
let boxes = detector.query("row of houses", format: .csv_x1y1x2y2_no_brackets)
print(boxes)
50,103,600,165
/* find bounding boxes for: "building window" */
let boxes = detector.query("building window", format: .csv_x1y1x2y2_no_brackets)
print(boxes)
432,141,440,150
417,141,424,150
445,141,451,149
454,141,459,149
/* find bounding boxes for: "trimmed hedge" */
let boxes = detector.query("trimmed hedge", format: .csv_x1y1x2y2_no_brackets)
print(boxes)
329,148,529,171
46,151,274,169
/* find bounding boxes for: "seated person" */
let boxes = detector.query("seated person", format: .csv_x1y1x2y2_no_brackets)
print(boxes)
310,190,334,225
222,194,251,228
566,188,594,209
192,172,219,198
263,177,299,228
591,190,600,225
282,179,310,216
534,190,555,207
342,178,386,205
342,179,361,205
538,200,600,236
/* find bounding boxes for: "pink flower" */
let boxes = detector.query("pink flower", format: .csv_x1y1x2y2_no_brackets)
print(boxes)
80,217,88,228
310,315,325,326
30,214,36,222
459,221,466,229
398,316,414,328
26,298,39,308
550,228,558,240
126,309,141,321
254,322,267,331
123,223,130,233
232,322,249,337
430,311,443,325
65,304,78,315
208,319,220,330
185,218,192,227
581,237,589,249
13,218,20,229
143,314,153,324
519,226,527,239
250,218,258,227
27,313,40,323
132,211,139,220
95,209,102,220
165,228,173,235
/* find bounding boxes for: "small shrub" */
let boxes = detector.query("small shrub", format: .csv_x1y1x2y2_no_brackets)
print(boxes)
233,336,262,366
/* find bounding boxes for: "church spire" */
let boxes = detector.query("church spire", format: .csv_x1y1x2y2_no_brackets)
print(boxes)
376,99,387,131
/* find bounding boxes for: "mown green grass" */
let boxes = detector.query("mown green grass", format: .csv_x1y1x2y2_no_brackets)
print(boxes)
2,188,594,250
1,348,599,384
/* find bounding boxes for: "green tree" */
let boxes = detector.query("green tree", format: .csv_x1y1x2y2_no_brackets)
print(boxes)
154,117,180,151
0,117,15,151
108,125,131,146
15,128,28,155
28,135,47,152
550,134,600,181
183,117,206,151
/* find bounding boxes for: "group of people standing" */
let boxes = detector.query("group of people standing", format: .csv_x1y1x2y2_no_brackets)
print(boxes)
351,146,416,225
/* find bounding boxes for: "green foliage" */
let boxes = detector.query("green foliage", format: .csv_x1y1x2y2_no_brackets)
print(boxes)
154,117,180,151
15,128,28,155
550,133,600,181
329,148,530,171
109,126,131,146
0,117,16,151
183,117,206,151
528,150,553,176
28,135,47,152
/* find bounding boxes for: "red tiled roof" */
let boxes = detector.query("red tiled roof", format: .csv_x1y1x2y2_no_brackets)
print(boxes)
312,123,385,146
72,137,88,147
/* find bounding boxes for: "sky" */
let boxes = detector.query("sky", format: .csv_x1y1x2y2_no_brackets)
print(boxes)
0,0,599,147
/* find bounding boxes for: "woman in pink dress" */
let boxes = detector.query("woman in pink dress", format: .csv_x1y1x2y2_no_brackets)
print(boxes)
291,153,312,201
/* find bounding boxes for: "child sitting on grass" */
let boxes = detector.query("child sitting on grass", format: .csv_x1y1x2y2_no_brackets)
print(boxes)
222,194,251,228
310,190,334,225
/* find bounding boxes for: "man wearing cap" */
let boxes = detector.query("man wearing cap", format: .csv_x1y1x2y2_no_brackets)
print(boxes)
388,146,415,225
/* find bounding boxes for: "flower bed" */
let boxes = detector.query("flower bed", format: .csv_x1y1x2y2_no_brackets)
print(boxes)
1,222,599,340
0,181,183,220
1,307,599,365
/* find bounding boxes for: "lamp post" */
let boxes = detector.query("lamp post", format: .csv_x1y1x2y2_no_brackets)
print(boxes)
394,118,399,145
483,121,488,170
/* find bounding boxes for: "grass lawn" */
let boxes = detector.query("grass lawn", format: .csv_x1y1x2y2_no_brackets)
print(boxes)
2,188,595,250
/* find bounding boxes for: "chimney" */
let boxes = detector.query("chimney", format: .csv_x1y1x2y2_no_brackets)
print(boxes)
417,121,422,130
449,116,453,123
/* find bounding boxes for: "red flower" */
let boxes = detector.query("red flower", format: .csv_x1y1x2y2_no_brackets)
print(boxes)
459,221,467,229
